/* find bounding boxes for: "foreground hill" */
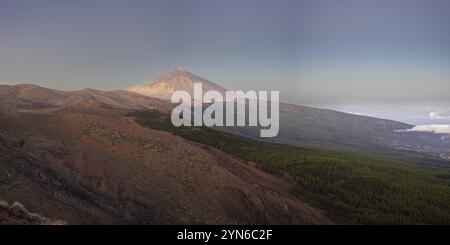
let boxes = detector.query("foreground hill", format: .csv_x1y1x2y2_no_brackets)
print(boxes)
0,104,330,224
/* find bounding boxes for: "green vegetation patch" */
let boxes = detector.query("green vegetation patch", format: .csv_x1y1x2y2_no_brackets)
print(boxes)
129,110,450,224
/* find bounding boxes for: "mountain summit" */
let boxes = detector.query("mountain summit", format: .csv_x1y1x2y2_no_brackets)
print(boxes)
128,68,226,100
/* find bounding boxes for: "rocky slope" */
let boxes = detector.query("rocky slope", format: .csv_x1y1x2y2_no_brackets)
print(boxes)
0,103,331,224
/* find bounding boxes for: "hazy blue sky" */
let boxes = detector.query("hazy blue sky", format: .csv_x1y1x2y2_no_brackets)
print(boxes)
1,0,450,124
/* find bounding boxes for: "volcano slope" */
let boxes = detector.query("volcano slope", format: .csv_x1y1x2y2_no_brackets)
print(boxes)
130,110,450,224
0,102,330,224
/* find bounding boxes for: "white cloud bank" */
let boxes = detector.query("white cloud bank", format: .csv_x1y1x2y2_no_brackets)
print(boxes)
428,112,450,120
396,125,450,134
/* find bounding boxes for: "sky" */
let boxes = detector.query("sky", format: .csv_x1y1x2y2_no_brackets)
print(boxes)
1,0,450,125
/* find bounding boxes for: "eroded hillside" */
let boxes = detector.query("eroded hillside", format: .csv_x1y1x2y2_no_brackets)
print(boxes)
0,104,330,224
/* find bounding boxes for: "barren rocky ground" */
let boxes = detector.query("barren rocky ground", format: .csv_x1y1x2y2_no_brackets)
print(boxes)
0,101,330,224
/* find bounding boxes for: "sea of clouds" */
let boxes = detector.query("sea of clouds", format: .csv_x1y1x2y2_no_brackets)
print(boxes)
396,124,450,134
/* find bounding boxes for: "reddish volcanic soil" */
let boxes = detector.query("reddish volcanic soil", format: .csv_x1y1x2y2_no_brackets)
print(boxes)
0,103,331,224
